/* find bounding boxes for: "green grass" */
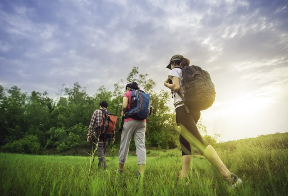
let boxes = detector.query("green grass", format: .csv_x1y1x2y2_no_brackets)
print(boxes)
0,142,288,196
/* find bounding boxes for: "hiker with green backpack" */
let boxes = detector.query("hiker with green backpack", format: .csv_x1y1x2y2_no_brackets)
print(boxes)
164,54,242,187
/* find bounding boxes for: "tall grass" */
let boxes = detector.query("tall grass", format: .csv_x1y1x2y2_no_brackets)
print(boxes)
0,139,287,196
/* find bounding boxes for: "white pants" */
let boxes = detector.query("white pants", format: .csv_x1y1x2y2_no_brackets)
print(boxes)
118,120,146,165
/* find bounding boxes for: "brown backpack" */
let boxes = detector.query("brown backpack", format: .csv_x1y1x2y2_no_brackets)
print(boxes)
99,109,117,136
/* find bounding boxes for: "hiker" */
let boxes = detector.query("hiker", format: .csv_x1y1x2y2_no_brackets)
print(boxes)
164,54,241,187
87,101,117,169
118,82,150,176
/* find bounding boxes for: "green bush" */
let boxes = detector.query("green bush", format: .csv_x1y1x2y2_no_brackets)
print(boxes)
56,142,68,152
2,135,41,154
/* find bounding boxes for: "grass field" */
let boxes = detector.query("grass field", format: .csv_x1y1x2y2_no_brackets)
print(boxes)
0,134,288,196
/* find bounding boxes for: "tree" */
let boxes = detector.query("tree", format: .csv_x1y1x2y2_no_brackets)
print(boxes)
0,67,213,154
25,91,53,146
1,86,27,145
62,82,95,128
197,118,220,147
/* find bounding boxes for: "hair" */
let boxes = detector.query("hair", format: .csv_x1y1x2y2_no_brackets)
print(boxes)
130,82,140,90
180,58,190,67
174,57,190,67
125,83,132,91
99,101,108,108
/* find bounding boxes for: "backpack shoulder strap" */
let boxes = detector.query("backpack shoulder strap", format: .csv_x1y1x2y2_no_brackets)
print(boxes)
131,89,136,96
100,109,107,124
100,108,108,116
100,109,110,137
107,110,116,116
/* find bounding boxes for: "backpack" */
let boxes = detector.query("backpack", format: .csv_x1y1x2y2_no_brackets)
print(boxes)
179,65,216,111
124,89,151,120
97,109,117,137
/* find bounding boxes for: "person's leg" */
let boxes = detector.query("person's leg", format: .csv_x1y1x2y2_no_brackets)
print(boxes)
190,110,231,179
177,107,195,178
179,133,192,178
181,155,191,177
97,137,105,166
134,122,146,174
178,107,232,180
103,137,108,155
102,137,108,167
118,121,136,171
203,145,231,179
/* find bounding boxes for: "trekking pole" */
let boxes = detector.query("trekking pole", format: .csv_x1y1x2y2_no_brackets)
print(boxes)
88,131,100,178
119,116,124,133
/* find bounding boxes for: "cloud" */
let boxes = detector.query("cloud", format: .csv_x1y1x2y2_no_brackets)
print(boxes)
0,0,287,142
0,0,287,99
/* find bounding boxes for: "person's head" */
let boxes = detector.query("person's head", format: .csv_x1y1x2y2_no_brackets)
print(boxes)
166,54,190,70
99,101,108,109
130,82,140,90
125,83,132,91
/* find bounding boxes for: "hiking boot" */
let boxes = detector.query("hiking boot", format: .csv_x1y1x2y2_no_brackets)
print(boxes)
231,173,242,188
98,161,107,169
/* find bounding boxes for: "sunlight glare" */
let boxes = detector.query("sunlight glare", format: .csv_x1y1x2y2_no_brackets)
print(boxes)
217,97,272,115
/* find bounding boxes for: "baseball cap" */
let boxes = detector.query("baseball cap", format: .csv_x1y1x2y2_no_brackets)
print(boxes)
166,54,184,69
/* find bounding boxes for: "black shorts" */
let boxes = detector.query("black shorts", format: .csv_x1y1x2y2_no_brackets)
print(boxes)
176,106,208,155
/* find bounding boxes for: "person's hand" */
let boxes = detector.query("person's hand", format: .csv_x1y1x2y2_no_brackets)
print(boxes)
164,77,171,87
164,80,169,87
111,137,115,144
87,136,91,143
121,111,124,116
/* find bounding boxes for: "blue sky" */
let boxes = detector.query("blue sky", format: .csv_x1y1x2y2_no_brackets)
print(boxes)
0,0,287,141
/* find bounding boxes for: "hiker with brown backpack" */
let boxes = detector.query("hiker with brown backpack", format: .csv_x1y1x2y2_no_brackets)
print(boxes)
87,101,117,169
164,54,242,187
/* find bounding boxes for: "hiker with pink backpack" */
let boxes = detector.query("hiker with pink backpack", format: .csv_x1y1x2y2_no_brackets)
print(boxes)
164,54,242,187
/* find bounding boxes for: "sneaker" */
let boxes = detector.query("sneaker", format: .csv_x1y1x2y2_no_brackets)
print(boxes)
231,173,242,188
136,171,141,179
136,171,145,179
177,173,189,186
115,169,124,174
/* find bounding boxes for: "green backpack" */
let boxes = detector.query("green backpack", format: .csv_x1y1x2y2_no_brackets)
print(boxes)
179,65,216,111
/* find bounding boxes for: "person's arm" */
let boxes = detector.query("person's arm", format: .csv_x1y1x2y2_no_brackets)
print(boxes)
164,76,180,91
121,97,129,116
87,111,97,142
87,110,102,142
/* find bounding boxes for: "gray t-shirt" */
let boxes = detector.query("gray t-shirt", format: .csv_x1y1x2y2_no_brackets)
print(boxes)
170,68,185,108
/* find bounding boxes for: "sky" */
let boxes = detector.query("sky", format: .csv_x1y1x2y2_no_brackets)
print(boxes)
0,0,287,142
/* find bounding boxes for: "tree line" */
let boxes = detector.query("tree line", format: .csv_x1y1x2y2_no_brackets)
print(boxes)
0,67,215,154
